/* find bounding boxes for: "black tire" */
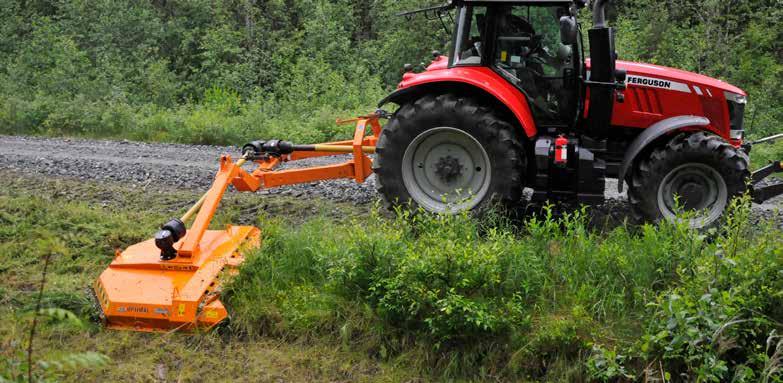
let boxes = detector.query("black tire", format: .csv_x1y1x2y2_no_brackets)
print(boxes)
628,131,750,228
374,93,525,213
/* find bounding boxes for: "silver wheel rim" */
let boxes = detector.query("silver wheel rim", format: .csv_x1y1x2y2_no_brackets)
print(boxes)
657,163,728,228
401,127,491,213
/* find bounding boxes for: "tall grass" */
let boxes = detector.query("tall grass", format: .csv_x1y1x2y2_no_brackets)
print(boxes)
0,87,381,146
226,199,783,380
0,188,417,382
2,185,780,381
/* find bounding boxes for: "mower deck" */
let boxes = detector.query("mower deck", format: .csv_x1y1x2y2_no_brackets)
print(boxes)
93,226,260,332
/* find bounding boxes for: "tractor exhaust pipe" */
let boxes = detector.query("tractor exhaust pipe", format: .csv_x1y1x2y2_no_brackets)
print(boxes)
585,0,622,139
592,0,609,28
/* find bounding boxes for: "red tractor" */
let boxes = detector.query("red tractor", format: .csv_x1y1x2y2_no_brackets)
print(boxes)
372,0,777,227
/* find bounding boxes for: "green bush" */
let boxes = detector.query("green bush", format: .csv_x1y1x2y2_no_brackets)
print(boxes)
225,204,770,379
1,1,779,145
0,1,392,145
2,186,782,381
580,198,783,382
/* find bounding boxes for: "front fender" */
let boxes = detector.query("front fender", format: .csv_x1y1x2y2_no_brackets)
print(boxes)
617,115,710,192
378,67,538,138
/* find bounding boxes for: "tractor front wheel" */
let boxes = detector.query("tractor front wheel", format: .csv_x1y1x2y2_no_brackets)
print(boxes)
628,131,750,228
374,94,525,213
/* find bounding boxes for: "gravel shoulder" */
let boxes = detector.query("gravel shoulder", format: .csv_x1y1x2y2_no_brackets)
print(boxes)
0,135,378,204
1,134,780,223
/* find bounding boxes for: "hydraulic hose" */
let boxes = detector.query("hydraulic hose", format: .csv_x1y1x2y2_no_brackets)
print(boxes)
156,154,251,259
180,156,248,223
751,133,783,145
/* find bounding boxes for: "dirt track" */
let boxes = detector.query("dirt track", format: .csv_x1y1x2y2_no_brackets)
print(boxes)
1,135,781,222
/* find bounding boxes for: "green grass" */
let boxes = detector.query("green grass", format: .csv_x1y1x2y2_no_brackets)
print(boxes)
225,203,783,381
2,174,782,382
0,92,377,146
0,174,402,382
750,139,783,171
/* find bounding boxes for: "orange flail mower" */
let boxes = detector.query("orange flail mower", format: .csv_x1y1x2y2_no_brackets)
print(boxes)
92,113,384,332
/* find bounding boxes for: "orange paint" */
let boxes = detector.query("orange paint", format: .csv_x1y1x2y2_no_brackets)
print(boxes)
93,115,383,332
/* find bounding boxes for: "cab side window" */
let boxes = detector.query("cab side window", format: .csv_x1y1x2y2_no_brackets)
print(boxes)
453,6,488,66
493,6,577,125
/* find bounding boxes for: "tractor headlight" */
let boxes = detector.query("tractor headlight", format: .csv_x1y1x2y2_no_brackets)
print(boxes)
730,129,744,140
725,91,748,105
725,91,747,138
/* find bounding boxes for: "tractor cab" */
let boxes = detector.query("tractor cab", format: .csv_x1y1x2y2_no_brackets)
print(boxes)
449,2,584,129
377,0,633,214
392,0,623,138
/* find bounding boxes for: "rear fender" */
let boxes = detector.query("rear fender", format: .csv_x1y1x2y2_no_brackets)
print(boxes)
617,115,710,192
378,67,537,138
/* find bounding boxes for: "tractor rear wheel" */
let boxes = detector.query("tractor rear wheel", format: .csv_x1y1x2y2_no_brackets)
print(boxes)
374,94,525,213
628,131,749,228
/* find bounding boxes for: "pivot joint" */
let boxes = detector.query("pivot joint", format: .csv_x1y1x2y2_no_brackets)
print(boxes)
155,219,187,260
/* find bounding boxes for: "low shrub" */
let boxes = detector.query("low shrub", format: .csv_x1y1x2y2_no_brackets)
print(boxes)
2,185,781,381
225,203,777,380
585,198,783,382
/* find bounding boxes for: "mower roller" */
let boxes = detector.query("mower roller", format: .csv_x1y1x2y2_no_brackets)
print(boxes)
92,114,383,332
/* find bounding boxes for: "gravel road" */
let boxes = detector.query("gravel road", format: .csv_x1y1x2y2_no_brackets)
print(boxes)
1,135,780,221
0,135,378,204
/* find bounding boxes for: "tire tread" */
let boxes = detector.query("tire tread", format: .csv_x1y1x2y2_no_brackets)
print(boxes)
375,93,525,212
627,131,749,227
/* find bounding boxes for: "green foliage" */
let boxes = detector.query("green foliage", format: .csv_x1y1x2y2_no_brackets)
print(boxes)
3,309,109,382
1,298,108,382
614,0,783,138
1,181,414,382
2,180,783,380
1,1,779,144
2,349,110,383
579,197,783,382
586,345,634,382
0,0,426,144
36,308,83,328
225,201,783,380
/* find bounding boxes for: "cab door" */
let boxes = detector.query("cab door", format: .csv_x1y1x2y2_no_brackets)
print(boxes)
487,5,582,130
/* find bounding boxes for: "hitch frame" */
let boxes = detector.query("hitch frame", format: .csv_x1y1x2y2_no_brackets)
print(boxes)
746,133,783,203
174,112,384,260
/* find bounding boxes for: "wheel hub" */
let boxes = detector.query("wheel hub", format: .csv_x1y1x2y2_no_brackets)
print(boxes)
678,182,706,209
434,155,463,183
657,162,728,227
401,127,491,213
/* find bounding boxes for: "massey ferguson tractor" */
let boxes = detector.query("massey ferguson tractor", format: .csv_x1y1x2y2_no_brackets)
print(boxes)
373,0,763,228
92,0,783,332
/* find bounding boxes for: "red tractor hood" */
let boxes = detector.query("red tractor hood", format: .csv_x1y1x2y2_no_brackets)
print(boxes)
421,57,746,96
426,55,450,71
395,56,746,137
599,60,746,96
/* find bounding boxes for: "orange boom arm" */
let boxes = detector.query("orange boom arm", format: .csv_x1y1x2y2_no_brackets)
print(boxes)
92,113,384,332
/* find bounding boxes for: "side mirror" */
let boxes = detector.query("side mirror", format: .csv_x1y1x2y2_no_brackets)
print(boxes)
559,16,578,45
